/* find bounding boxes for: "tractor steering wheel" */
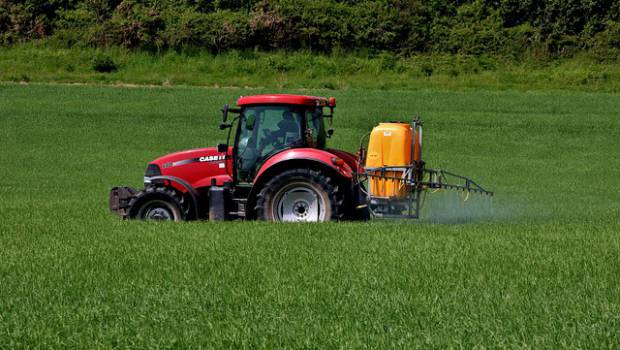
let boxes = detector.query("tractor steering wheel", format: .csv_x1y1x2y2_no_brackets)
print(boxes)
262,129,282,148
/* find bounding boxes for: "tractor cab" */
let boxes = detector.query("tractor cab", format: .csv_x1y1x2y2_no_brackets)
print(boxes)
222,94,336,183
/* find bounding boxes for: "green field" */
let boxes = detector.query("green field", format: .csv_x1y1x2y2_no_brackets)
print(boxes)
1,83,619,348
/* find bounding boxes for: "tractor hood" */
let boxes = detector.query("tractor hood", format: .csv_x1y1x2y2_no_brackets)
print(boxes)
148,147,233,188
151,147,225,169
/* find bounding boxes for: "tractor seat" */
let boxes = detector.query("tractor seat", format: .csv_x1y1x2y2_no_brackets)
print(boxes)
277,119,301,145
277,111,301,145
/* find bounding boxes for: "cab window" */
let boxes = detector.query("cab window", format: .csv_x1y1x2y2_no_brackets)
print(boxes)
236,106,303,182
305,107,326,149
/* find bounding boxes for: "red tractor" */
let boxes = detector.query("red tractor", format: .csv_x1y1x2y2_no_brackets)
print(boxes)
110,94,492,222
110,94,367,222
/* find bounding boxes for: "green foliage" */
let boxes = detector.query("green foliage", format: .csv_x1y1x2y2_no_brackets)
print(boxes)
1,84,620,347
590,20,620,61
440,1,506,55
106,0,166,49
0,0,619,57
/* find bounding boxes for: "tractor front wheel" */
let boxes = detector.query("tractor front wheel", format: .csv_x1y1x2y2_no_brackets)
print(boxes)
256,169,341,222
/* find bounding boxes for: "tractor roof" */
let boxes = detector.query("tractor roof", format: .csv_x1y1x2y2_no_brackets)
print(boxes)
237,94,334,107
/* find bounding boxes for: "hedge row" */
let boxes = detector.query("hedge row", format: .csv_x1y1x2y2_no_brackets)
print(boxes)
1,0,619,58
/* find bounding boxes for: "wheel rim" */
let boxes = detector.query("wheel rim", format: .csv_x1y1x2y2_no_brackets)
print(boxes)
141,201,175,221
274,184,326,222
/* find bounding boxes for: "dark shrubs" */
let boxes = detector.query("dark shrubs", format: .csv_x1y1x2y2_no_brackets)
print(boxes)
0,1,619,59
92,54,118,73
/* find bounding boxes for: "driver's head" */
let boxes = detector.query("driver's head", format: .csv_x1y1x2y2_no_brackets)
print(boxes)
278,111,298,133
282,111,294,121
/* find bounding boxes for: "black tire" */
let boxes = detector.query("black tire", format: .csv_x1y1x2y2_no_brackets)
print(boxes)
255,168,342,222
128,186,186,221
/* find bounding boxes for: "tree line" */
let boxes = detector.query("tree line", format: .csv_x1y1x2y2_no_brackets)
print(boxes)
1,0,619,59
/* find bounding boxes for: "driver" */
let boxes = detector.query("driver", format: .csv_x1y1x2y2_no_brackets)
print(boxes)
262,111,301,148
277,111,301,142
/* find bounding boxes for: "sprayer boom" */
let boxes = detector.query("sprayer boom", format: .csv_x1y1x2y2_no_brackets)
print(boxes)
422,169,493,195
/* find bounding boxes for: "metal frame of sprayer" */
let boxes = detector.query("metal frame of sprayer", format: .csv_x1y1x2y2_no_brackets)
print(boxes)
360,117,494,219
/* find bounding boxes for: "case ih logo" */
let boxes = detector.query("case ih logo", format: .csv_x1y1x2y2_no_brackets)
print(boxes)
165,155,226,168
199,155,225,162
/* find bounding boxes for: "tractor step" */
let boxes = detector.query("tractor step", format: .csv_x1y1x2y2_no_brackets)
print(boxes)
228,197,248,218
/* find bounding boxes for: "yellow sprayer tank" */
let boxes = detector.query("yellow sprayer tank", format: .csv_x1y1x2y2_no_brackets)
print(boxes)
366,122,416,198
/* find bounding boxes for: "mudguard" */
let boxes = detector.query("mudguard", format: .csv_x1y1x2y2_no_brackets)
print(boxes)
254,148,355,186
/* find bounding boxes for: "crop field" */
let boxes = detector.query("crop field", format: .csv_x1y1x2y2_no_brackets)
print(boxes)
1,83,619,348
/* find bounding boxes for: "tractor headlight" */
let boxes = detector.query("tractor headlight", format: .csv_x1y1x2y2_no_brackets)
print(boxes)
144,164,161,185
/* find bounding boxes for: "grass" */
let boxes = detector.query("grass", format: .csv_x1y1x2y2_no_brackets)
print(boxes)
1,83,620,348
2,42,620,92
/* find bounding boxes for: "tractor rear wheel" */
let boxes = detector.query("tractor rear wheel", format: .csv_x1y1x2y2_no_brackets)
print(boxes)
255,168,341,222
128,187,185,221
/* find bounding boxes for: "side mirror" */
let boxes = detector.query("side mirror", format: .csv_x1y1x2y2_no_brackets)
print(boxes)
221,104,229,122
217,143,228,153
